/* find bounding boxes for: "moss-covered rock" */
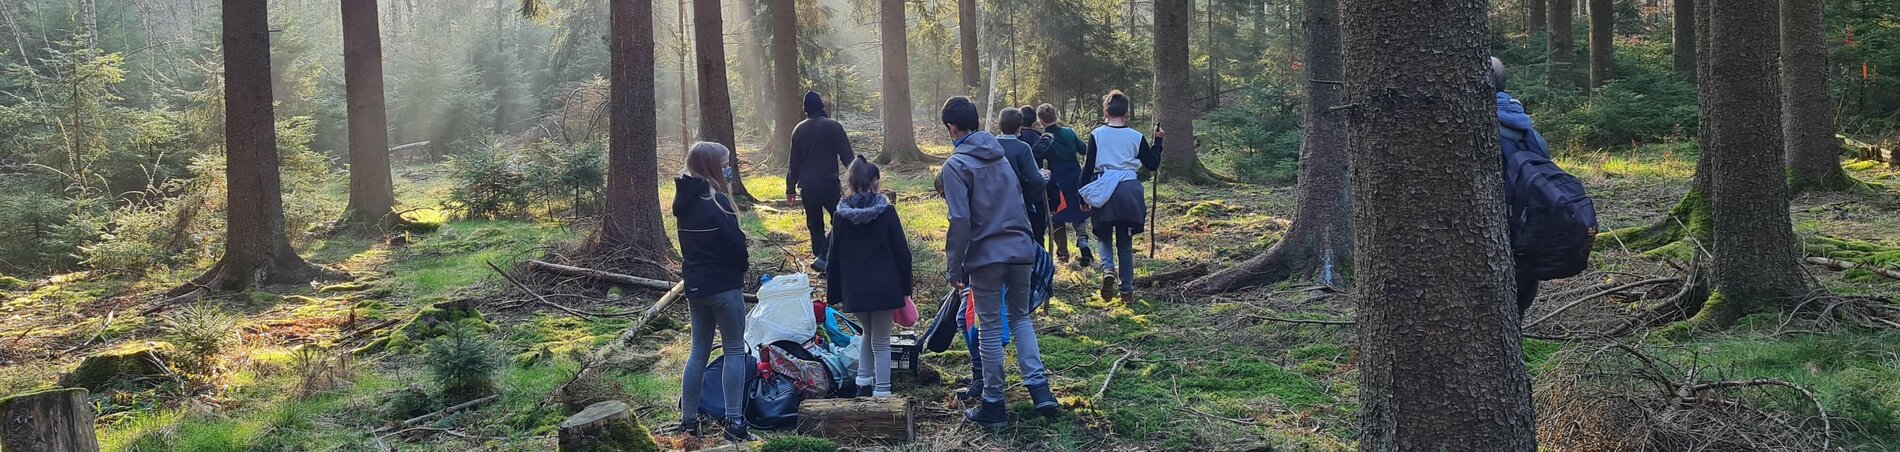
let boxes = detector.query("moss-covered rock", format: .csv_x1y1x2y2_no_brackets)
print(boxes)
385,298,493,351
58,341,175,390
0,274,27,291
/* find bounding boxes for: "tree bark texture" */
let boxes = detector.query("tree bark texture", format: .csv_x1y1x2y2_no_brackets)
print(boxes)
1153,0,1203,182
795,397,915,443
959,0,979,89
1341,0,1538,448
342,0,395,231
1672,0,1695,78
81,0,99,48
1780,0,1848,193
1547,0,1575,88
206,0,321,290
733,0,772,142
1530,0,1546,43
1190,0,1350,294
0,388,99,452
694,0,752,203
600,0,677,276
877,0,928,164
1702,0,1807,328
1588,0,1614,88
769,0,801,161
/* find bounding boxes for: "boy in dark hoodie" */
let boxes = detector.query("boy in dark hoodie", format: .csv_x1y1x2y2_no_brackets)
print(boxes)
996,108,1049,246
786,90,854,273
937,96,1057,427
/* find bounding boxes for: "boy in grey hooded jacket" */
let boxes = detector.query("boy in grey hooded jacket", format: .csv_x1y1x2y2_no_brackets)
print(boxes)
936,96,1055,427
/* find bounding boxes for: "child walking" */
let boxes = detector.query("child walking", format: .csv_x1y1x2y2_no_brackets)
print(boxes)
1081,91,1162,303
824,156,913,400
673,142,755,443
1036,104,1094,265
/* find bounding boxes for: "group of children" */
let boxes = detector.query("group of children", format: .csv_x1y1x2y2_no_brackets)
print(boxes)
669,89,1165,441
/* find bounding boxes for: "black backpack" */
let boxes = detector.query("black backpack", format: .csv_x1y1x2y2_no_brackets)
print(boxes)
1501,126,1598,281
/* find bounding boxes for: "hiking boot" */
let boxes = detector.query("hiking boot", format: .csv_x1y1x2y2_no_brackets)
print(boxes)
1121,292,1135,305
963,400,1008,429
721,418,758,443
1026,384,1061,419
1100,274,1118,301
1077,248,1094,267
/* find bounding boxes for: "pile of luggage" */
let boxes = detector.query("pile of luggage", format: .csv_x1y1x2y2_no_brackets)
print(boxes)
694,274,870,429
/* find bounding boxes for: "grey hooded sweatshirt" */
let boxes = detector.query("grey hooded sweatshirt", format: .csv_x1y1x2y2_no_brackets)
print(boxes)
940,131,1039,284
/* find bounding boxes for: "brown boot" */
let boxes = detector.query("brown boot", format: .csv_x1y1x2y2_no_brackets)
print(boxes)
1120,291,1135,305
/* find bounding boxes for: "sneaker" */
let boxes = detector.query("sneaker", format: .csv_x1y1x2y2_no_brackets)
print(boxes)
963,400,1008,429
1026,384,1061,419
1100,274,1117,301
1120,291,1135,305
855,385,874,399
809,258,828,276
721,418,758,443
1077,248,1094,267
678,418,702,438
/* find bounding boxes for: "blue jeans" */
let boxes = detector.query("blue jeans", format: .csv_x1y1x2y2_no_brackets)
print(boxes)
679,289,747,424
1094,224,1136,293
970,263,1047,403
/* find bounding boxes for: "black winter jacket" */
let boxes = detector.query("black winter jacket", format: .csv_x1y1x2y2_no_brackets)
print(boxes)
786,115,853,192
673,176,749,298
824,193,914,313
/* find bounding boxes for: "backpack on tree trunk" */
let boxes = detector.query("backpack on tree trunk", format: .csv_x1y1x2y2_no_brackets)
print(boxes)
1501,126,1598,281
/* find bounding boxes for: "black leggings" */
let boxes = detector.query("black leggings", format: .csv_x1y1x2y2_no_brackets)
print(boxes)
800,183,840,260
1515,273,1539,317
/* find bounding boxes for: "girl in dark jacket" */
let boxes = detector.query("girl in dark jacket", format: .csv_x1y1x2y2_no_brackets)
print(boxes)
673,142,754,442
824,156,914,399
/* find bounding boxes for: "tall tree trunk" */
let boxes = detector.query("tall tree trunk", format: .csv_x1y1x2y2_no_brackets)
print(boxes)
80,0,99,49
1341,0,1537,448
769,0,800,163
734,0,770,142
694,0,753,204
342,0,395,231
596,0,677,277
492,0,516,134
1596,0,1715,257
876,0,929,164
1530,0,1546,43
1154,0,1205,183
959,0,979,90
1547,0,1574,88
679,0,692,144
1672,0,1695,78
1588,0,1613,88
1190,0,1350,294
1698,0,1807,328
1782,0,1851,193
181,0,323,293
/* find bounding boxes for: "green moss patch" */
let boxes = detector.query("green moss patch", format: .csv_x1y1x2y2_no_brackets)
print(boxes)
59,341,175,390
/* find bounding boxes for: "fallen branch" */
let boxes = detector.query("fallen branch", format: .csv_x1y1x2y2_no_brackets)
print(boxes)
1095,347,1134,400
1244,314,1355,326
1524,277,1679,328
1135,263,1210,288
60,310,115,353
525,259,756,303
487,261,637,318
375,395,499,434
1804,257,1900,282
340,318,402,343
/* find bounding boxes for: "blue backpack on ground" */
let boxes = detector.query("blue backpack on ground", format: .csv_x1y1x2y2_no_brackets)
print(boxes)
1500,125,1598,281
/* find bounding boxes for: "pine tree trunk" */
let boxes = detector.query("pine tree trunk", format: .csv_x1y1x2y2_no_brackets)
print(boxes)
1530,0,1547,43
80,0,99,49
1588,0,1614,88
597,0,678,277
342,0,395,231
1781,0,1850,193
694,0,753,204
1699,0,1807,328
1153,0,1204,183
0,388,99,452
733,0,771,142
1341,0,1537,448
877,0,929,164
1672,0,1695,78
1190,0,1350,294
1547,0,1574,88
769,0,801,163
180,0,324,293
959,0,979,90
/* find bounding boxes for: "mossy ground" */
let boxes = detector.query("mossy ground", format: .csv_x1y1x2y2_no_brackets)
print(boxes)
2,140,1897,450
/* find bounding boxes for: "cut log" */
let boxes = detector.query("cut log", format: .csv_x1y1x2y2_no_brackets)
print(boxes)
525,260,758,303
0,388,99,452
1805,257,1900,282
556,400,659,452
795,396,914,444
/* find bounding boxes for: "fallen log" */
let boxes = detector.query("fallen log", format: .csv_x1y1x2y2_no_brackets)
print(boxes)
1804,257,1900,282
376,395,498,434
525,260,757,303
0,388,99,452
795,397,914,444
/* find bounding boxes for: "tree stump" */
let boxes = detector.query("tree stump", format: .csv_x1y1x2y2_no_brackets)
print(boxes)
556,400,658,452
0,388,99,452
795,397,914,444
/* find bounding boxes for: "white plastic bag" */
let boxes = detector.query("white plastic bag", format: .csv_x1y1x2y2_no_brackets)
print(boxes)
744,274,817,350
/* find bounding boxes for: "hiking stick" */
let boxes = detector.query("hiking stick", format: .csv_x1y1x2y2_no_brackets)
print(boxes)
1149,163,1158,259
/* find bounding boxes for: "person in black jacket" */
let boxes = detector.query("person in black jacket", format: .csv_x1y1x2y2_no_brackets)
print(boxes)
673,142,755,443
824,156,913,399
786,90,854,274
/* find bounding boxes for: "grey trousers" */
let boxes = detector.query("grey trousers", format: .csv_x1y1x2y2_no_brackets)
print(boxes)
969,263,1048,403
853,309,895,395
679,289,747,423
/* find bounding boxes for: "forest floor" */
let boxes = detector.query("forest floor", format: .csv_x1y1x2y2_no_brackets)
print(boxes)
3,131,1900,451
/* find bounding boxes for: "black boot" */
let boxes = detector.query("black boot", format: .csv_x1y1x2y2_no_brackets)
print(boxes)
721,418,757,443
855,384,874,398
678,418,702,437
1026,384,1061,419
1078,247,1094,267
963,400,1008,428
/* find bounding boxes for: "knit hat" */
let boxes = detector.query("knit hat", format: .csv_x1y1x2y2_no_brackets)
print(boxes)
803,90,827,118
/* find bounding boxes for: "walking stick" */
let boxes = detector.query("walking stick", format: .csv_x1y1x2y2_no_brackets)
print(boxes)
1150,161,1158,259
